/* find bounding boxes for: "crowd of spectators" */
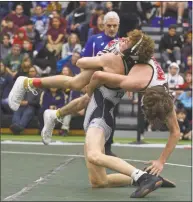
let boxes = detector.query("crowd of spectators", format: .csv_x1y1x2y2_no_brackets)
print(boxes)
0,1,192,139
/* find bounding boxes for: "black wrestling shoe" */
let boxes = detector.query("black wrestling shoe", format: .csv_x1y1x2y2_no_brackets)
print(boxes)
130,173,163,198
143,167,176,188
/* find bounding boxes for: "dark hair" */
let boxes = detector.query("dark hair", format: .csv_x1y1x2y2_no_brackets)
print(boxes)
36,5,43,9
142,85,174,127
6,17,13,22
61,66,74,77
3,33,10,39
176,108,187,115
185,70,192,76
169,24,177,30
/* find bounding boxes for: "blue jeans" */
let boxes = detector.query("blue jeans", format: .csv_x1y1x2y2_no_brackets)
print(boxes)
12,106,35,128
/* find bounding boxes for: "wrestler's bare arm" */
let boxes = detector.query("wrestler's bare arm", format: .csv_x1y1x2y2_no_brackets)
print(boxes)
76,53,116,71
158,108,180,164
87,64,153,94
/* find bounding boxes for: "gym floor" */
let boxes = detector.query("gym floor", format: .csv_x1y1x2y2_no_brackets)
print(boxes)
1,141,192,201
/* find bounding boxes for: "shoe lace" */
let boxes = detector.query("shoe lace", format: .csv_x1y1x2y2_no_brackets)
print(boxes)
27,80,38,96
56,117,63,124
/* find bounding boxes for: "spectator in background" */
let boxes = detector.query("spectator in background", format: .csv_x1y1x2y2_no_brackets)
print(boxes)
63,2,79,17
1,18,19,40
165,62,184,88
0,62,13,114
59,66,74,136
14,56,32,79
3,44,23,78
49,10,67,32
0,2,12,20
103,1,114,13
2,4,29,28
46,1,62,14
21,39,33,58
179,70,192,89
35,1,50,12
176,108,192,140
31,5,50,41
70,1,91,43
61,33,82,59
12,28,29,47
177,90,192,122
88,14,104,38
10,66,40,134
46,17,65,56
186,56,192,71
158,2,187,24
159,24,183,68
39,87,65,130
12,2,33,17
66,51,81,75
89,5,104,29
119,2,140,37
182,31,192,65
22,20,41,48
0,34,12,60
33,46,56,76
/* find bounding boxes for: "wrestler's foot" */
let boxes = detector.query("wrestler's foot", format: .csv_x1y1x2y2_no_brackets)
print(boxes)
130,173,163,198
143,167,176,188
8,76,38,111
41,109,58,145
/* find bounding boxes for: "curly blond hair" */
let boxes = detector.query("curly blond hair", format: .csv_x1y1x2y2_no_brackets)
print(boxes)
127,29,155,63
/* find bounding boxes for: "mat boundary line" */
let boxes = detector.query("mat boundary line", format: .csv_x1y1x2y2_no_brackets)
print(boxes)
2,151,192,168
1,140,192,149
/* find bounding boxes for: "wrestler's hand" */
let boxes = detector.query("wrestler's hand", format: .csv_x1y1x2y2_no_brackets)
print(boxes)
144,160,164,176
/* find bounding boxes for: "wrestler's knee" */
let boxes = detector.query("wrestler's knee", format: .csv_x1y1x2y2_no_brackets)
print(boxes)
92,71,102,80
90,177,108,188
82,94,90,106
87,150,103,166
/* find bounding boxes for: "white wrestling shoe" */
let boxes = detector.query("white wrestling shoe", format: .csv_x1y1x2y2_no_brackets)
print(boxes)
8,76,38,111
41,109,59,145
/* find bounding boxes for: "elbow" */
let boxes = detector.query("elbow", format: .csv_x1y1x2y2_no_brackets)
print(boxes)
175,132,181,141
172,128,181,141
92,71,102,80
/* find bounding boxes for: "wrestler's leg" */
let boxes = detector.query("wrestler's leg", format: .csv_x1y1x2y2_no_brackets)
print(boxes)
8,70,95,111
26,69,96,91
84,127,133,188
57,94,90,117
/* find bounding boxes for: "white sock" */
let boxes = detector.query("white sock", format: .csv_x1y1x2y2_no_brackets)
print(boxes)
131,169,146,182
